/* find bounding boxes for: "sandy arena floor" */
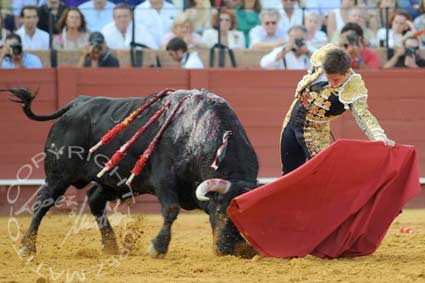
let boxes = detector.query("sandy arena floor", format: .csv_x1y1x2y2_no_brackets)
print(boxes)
0,209,424,283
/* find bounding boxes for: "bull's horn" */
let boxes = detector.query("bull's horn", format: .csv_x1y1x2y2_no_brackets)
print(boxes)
196,179,231,201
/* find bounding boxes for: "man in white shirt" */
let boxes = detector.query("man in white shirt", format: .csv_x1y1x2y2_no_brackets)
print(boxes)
166,37,203,69
11,0,45,29
250,9,287,50
260,25,312,70
101,3,158,50
134,0,179,48
16,6,49,50
79,0,115,32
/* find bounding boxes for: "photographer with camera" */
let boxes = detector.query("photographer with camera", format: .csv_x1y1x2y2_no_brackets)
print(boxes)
384,36,425,68
260,25,312,70
0,33,42,68
79,32,119,68
339,23,381,69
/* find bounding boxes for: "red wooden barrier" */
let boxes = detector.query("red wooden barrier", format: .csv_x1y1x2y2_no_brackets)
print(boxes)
0,68,424,180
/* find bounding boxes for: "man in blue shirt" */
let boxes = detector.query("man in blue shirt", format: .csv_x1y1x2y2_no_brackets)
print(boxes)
0,33,43,68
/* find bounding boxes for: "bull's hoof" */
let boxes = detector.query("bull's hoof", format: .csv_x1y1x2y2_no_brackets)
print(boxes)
147,243,165,259
17,245,36,257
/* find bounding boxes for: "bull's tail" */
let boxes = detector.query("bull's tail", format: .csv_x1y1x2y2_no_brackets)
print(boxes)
1,88,73,121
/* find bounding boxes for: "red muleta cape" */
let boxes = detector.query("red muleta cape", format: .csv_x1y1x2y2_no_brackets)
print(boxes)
228,139,421,259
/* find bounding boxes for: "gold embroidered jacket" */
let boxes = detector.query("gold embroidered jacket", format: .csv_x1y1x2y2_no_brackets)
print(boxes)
291,44,387,141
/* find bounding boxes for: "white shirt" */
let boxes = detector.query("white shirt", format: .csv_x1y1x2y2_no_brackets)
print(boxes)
307,30,328,50
134,1,179,48
202,29,246,49
16,27,49,50
260,45,311,70
304,0,341,16
278,8,304,35
181,51,203,69
249,25,287,48
101,21,158,50
79,0,115,32
377,29,403,48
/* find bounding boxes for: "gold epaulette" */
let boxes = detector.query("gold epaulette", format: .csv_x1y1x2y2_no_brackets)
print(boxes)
295,71,318,96
338,73,368,109
295,43,339,96
310,43,339,67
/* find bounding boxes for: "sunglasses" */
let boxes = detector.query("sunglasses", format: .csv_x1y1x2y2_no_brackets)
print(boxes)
283,0,297,2
264,21,277,25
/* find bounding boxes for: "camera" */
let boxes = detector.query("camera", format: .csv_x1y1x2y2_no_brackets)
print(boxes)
404,46,418,57
343,31,359,48
10,44,23,56
294,37,305,48
291,37,305,52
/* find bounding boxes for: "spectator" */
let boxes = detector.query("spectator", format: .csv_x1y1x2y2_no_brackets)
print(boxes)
38,0,66,34
349,7,378,47
0,14,11,48
166,36,204,68
11,0,45,30
134,0,179,48
0,33,42,68
161,13,205,49
304,11,328,50
202,8,246,49
332,7,378,47
339,22,381,69
101,4,158,50
369,0,398,33
384,35,425,67
278,0,303,35
79,31,119,67
16,6,49,50
260,25,312,69
184,0,212,35
236,0,261,47
54,8,89,50
79,0,115,32
249,9,287,50
377,9,416,47
327,0,356,41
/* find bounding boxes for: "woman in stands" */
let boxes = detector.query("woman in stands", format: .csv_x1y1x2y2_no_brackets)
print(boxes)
161,13,206,49
184,0,212,35
54,8,89,50
235,0,261,48
377,9,416,48
202,8,246,49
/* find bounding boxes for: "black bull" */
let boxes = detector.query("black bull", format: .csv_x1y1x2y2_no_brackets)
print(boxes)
6,88,259,258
